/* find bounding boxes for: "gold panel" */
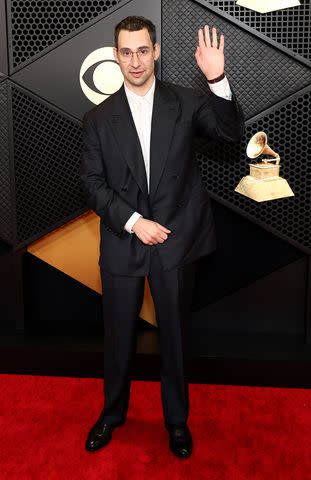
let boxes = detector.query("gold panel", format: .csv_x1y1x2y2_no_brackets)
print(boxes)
27,211,157,326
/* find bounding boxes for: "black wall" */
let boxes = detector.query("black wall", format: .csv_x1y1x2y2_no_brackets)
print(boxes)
0,0,310,379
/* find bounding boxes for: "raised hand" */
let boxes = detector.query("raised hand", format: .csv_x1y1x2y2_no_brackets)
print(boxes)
195,25,225,81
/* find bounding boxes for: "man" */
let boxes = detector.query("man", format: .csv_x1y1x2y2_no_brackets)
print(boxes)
80,16,244,459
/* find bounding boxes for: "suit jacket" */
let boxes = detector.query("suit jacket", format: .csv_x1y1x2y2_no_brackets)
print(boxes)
80,78,244,276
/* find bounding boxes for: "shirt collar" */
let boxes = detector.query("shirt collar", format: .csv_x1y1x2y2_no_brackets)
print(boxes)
124,76,156,106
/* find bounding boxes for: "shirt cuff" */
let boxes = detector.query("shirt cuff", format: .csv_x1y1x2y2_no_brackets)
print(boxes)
208,76,232,101
124,212,143,234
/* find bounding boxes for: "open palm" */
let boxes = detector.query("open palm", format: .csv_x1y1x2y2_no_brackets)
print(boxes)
195,25,225,80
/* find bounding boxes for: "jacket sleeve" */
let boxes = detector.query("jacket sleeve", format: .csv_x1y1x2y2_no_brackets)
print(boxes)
193,87,245,142
80,111,136,237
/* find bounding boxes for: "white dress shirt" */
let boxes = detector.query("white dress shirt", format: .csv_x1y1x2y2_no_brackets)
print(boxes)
124,76,232,234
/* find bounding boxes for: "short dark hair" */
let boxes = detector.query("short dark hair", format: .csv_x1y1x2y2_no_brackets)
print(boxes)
114,16,156,47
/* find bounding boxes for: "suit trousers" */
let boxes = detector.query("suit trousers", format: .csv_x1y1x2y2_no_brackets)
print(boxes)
98,245,197,427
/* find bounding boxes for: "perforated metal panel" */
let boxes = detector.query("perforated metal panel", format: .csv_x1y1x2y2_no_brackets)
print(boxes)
162,0,311,120
9,0,124,69
162,0,311,253
196,87,311,252
206,0,311,63
0,81,14,245
12,86,85,247
1,0,161,248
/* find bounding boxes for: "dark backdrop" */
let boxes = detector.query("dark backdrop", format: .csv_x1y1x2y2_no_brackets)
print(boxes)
0,0,310,381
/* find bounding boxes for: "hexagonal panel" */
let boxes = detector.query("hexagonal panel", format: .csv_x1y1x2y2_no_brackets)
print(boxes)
162,0,311,120
206,0,311,63
197,87,311,252
11,0,161,119
8,0,125,70
12,84,85,247
0,81,13,244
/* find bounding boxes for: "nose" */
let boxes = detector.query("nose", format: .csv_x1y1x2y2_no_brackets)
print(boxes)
130,51,140,68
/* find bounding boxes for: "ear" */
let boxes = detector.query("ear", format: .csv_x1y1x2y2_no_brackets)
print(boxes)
153,42,161,61
113,47,119,64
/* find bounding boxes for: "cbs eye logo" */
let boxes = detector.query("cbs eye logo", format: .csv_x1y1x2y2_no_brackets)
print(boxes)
79,47,124,104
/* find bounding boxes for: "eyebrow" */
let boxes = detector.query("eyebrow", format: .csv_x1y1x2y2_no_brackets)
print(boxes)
119,45,150,50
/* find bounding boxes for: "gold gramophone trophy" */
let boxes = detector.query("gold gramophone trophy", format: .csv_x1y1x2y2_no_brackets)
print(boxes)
235,131,294,202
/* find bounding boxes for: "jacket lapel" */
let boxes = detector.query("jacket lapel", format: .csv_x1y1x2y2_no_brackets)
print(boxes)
108,79,179,200
149,79,179,201
109,85,148,195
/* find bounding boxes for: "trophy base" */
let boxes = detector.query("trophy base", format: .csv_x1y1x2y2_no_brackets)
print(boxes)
235,176,295,202
249,163,280,180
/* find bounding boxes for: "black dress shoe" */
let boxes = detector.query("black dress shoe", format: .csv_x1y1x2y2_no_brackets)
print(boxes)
85,420,115,452
167,424,193,459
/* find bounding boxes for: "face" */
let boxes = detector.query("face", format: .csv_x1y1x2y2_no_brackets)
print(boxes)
114,27,160,94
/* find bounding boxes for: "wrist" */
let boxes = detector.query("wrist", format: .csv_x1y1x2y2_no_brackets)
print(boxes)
131,216,143,232
207,72,225,84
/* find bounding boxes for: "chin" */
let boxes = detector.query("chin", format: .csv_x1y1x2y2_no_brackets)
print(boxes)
128,78,147,87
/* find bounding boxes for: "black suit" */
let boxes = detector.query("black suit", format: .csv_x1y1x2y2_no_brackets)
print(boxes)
80,78,244,426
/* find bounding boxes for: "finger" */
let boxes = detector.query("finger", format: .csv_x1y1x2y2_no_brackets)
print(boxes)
219,33,224,52
158,225,171,233
195,46,202,62
212,26,217,48
203,25,211,48
198,28,205,49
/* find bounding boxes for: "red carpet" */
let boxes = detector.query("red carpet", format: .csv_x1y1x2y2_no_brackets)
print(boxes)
1,374,311,479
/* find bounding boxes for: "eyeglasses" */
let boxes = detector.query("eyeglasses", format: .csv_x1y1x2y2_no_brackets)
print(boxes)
117,47,153,62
